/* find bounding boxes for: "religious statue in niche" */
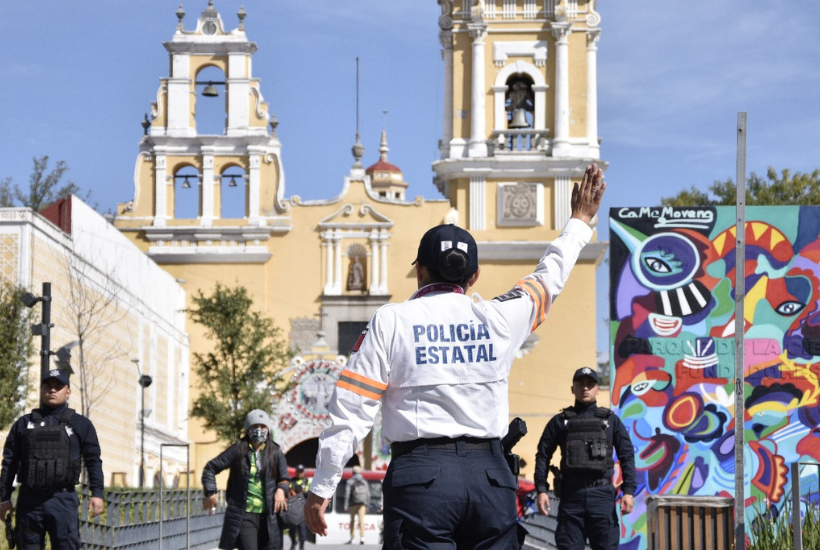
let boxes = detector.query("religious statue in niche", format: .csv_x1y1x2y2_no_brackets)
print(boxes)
347,256,366,291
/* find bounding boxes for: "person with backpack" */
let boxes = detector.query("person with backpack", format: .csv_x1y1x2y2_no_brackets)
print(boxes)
287,465,309,550
534,367,636,550
343,466,370,544
0,369,105,550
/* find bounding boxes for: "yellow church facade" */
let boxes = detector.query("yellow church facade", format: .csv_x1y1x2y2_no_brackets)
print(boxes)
114,0,607,481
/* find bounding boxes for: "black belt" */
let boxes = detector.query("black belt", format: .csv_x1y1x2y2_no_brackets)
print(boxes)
564,478,611,488
391,437,497,458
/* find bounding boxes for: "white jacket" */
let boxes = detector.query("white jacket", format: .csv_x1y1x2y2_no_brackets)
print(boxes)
311,218,593,498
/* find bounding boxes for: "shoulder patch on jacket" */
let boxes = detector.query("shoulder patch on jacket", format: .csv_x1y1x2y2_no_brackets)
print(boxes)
351,328,369,353
493,289,525,302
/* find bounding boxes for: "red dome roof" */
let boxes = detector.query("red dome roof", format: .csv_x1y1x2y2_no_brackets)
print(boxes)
366,159,401,174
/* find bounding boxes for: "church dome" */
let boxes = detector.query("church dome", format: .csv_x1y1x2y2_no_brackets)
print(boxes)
365,129,408,200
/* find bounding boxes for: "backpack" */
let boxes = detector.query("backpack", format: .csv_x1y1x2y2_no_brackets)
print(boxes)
20,408,81,491
350,477,369,505
560,407,614,475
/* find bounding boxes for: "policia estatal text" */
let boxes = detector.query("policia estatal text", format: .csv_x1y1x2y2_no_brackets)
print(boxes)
0,370,104,550
534,368,636,550
305,164,608,550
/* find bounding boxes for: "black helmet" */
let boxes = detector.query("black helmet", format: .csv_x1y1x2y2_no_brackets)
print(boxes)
296,464,305,472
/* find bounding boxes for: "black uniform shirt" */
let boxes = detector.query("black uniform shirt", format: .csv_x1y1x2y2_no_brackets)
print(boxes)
534,402,636,496
0,403,105,501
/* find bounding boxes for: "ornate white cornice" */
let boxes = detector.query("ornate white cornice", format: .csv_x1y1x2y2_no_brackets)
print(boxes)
432,156,608,180
493,41,548,67
318,203,394,230
144,134,280,153
478,240,607,263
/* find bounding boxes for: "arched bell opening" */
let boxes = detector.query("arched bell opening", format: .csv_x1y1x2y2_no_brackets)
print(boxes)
194,65,227,135
173,165,200,220
218,165,247,219
505,74,535,130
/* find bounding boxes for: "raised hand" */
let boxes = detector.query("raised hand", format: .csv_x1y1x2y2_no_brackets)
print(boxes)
570,163,606,225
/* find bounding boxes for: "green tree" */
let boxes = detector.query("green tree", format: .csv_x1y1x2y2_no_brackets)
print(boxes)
661,167,820,206
188,283,292,444
0,282,34,429
0,155,84,210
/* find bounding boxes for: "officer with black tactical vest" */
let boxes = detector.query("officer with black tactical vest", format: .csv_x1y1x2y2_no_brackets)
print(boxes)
534,367,636,550
0,369,104,550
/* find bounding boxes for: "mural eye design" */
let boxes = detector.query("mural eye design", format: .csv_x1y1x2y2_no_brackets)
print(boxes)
642,254,681,275
631,233,700,290
775,300,806,316
632,381,652,395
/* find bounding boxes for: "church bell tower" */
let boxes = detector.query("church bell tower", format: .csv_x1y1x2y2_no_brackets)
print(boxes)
433,0,603,237
117,1,290,264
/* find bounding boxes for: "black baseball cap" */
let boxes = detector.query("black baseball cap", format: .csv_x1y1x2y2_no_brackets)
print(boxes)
413,224,479,281
572,367,599,385
43,369,70,387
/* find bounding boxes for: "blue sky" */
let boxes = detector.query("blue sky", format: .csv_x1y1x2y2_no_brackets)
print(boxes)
2,1,819,353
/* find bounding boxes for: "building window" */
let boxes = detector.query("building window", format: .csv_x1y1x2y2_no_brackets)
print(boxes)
338,321,369,357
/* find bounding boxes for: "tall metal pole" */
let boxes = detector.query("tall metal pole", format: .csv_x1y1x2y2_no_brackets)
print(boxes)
40,282,52,383
734,112,747,550
140,386,146,489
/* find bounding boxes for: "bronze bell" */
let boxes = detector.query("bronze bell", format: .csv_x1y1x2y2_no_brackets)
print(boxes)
202,82,219,97
509,109,530,129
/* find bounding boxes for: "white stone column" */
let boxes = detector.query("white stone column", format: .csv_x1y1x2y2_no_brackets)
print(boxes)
470,176,486,231
201,153,215,225
333,233,342,294
554,176,572,230
248,154,261,224
440,31,454,158
370,230,380,293
551,23,572,157
586,30,601,156
153,155,167,227
167,54,192,137
533,85,549,130
227,53,249,136
379,234,389,294
323,233,334,295
468,23,489,157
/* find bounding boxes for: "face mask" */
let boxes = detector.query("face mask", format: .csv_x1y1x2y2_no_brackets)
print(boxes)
249,427,268,444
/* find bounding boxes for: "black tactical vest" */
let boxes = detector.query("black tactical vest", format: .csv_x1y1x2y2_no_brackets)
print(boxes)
20,408,81,491
560,407,614,475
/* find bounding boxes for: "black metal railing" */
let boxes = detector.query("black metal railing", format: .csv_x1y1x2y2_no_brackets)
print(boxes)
78,486,226,550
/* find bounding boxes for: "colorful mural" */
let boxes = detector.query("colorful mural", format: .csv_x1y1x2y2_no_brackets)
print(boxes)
610,206,820,549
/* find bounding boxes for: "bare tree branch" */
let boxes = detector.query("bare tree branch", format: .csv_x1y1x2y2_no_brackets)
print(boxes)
58,245,133,419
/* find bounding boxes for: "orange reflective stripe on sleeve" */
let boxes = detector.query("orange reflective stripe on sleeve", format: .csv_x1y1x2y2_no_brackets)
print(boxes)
336,369,388,401
516,278,550,331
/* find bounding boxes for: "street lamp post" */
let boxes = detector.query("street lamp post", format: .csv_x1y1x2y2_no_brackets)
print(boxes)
21,282,53,384
133,358,153,489
138,374,153,489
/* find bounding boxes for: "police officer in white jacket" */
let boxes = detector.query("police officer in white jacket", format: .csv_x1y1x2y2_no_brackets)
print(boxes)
305,164,606,549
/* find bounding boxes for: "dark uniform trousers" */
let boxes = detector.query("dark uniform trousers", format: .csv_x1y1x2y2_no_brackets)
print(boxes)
555,481,619,550
382,438,526,550
16,489,81,550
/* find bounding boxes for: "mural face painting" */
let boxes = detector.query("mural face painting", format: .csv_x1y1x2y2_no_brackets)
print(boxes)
610,206,820,549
